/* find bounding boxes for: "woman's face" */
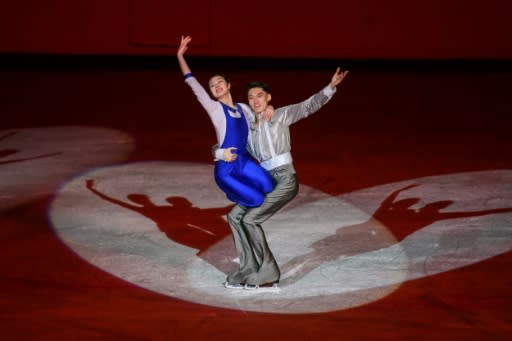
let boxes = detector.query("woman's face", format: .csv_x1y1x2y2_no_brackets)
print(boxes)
208,76,230,99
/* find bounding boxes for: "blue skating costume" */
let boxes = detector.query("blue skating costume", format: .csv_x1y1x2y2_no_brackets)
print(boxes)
184,74,274,207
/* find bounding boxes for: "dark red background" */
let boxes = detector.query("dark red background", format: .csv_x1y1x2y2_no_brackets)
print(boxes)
1,0,511,58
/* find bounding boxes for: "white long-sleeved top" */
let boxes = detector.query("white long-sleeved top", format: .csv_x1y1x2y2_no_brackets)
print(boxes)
216,85,336,170
185,76,250,147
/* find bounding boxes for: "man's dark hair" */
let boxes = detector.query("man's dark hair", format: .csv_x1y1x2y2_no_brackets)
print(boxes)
247,81,270,93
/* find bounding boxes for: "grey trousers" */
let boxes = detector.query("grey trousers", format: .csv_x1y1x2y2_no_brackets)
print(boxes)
226,164,299,285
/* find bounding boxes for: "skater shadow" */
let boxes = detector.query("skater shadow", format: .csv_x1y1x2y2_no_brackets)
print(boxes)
0,131,17,142
0,131,61,166
85,179,232,252
280,184,512,285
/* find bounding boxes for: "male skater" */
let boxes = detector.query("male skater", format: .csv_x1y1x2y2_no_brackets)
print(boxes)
216,68,349,289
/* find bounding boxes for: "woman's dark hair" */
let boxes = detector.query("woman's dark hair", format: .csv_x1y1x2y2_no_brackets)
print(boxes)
209,74,231,85
247,81,270,93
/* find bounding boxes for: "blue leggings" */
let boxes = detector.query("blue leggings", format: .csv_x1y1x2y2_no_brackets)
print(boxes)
215,156,274,207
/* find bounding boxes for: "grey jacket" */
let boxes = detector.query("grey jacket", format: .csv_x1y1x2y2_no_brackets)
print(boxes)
215,85,336,171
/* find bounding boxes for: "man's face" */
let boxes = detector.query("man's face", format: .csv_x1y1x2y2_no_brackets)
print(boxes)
248,87,271,114
208,76,230,99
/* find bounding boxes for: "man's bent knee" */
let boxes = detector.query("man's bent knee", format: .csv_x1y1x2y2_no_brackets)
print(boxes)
228,205,246,224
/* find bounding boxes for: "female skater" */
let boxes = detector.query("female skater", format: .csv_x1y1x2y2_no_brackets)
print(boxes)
177,35,274,207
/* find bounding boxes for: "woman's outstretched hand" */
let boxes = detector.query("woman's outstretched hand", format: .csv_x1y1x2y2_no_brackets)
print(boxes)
177,35,192,57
